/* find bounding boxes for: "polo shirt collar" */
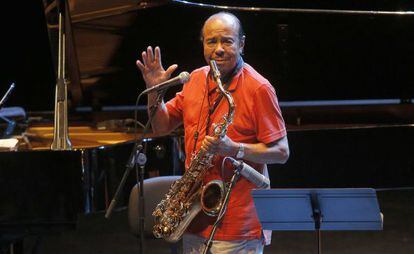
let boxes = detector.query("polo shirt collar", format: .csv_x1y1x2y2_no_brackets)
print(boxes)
208,57,244,94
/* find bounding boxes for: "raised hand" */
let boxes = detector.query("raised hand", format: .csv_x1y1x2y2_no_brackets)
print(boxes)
136,46,178,88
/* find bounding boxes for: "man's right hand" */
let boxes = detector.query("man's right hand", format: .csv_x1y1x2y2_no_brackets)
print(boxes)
136,46,178,88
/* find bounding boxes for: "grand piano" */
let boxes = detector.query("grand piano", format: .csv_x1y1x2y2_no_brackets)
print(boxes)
2,0,414,251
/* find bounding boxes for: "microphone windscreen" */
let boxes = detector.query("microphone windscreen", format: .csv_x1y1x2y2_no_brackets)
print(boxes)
179,72,190,83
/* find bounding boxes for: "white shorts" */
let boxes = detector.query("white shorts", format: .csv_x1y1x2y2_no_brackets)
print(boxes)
182,233,264,254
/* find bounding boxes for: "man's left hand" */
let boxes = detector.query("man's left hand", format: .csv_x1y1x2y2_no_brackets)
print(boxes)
200,135,238,157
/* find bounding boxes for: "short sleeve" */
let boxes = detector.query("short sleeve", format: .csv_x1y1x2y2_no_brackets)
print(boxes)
253,84,287,144
165,91,184,126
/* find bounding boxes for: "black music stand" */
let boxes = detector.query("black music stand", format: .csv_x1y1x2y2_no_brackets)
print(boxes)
252,188,383,254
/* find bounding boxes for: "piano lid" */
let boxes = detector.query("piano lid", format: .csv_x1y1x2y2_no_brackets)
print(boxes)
3,1,414,113
171,1,414,12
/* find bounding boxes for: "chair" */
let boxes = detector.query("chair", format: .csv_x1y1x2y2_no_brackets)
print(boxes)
128,175,182,253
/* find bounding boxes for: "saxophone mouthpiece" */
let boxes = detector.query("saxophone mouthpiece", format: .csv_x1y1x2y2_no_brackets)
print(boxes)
209,60,221,80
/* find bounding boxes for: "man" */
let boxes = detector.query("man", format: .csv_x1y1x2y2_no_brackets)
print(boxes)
137,12,289,254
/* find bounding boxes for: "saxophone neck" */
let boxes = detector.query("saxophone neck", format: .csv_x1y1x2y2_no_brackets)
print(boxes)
209,60,235,126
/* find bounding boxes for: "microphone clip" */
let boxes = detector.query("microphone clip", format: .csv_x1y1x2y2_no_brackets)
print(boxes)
233,160,244,173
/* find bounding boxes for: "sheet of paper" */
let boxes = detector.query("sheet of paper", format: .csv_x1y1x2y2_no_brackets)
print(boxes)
0,138,19,150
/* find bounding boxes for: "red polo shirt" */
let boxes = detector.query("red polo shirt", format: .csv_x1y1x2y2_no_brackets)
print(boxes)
165,63,286,240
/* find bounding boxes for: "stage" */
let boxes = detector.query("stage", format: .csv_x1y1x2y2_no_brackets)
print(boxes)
13,189,414,254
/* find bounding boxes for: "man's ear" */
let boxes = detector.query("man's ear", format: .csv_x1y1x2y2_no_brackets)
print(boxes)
239,35,246,54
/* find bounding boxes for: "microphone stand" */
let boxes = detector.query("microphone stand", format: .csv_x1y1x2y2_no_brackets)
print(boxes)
202,160,242,254
105,88,167,254
0,83,16,138
0,83,15,110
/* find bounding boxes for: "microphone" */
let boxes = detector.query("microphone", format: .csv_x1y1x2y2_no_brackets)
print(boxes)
229,157,270,189
141,72,190,95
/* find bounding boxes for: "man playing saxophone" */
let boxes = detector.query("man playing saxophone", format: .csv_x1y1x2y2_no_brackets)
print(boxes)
136,11,289,254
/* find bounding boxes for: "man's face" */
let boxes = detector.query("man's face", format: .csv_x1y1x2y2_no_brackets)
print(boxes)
202,15,245,78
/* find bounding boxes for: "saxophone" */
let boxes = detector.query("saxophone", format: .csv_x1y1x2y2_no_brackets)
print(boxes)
152,60,235,242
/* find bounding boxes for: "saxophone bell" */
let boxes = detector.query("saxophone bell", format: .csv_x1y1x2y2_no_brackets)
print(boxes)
200,180,225,216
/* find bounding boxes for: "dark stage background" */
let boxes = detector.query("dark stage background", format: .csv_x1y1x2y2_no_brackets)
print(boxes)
2,1,414,111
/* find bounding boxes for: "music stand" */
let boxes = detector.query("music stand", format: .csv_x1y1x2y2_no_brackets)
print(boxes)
252,188,383,254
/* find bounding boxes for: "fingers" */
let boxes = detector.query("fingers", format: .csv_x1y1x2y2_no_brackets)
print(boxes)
201,136,220,153
139,46,155,68
138,46,178,74
205,136,217,143
200,135,237,157
165,64,178,77
136,46,179,84
147,46,154,63
141,50,148,67
154,46,161,66
136,60,144,72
